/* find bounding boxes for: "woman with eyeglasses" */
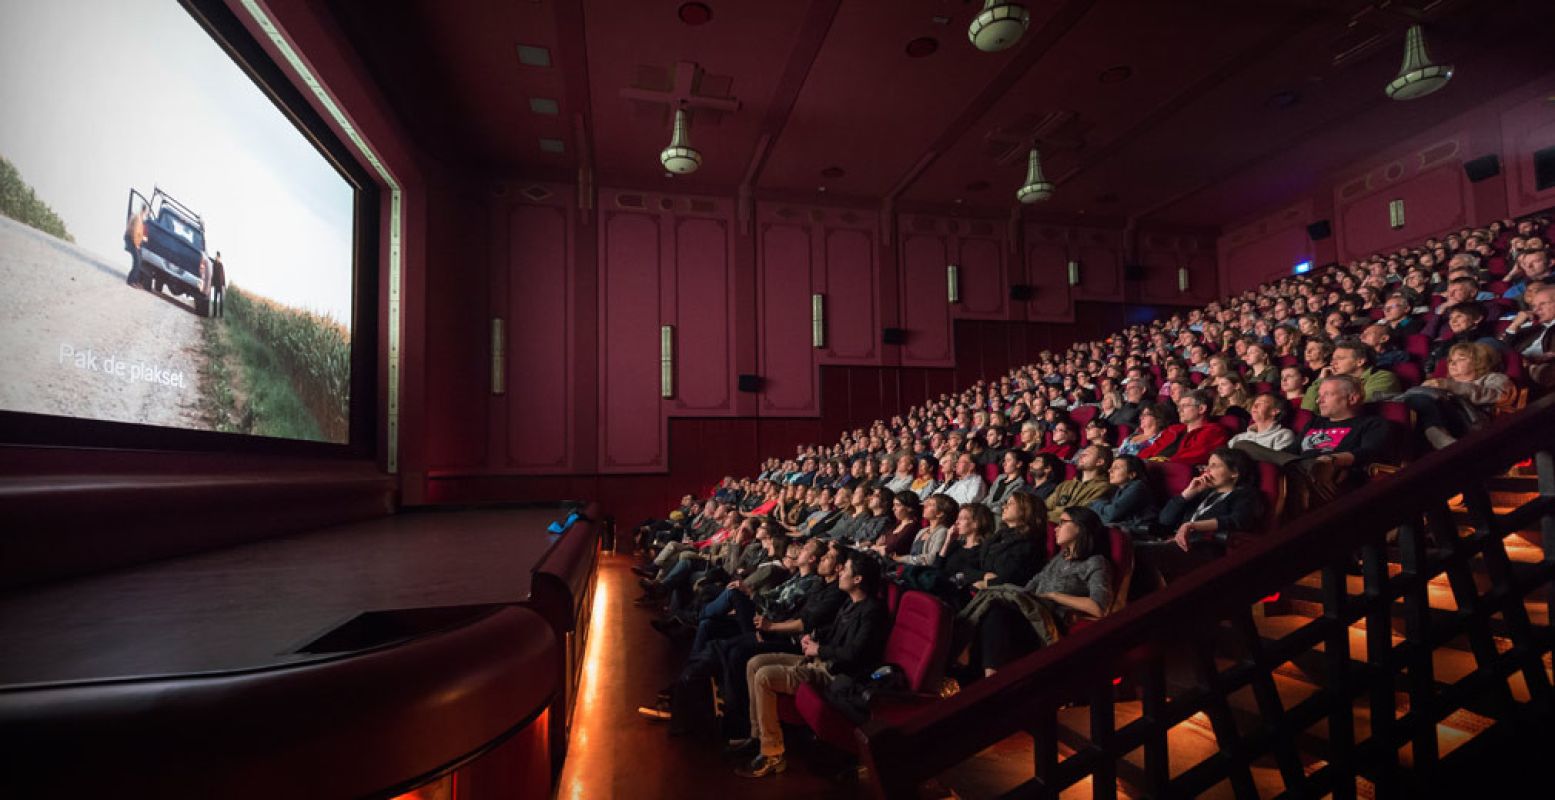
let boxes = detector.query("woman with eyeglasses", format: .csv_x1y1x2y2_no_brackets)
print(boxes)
1117,403,1169,457
958,507,1115,677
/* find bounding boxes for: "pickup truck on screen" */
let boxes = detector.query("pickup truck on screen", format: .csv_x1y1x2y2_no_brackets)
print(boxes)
125,187,213,317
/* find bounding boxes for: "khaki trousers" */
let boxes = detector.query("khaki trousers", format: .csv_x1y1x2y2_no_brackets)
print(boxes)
745,652,833,756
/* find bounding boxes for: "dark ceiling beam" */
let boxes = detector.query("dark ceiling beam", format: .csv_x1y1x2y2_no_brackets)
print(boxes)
736,0,844,233
880,0,1098,209
552,0,597,213
1048,11,1326,194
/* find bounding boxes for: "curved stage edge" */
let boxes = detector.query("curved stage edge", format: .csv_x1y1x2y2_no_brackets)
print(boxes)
0,502,604,800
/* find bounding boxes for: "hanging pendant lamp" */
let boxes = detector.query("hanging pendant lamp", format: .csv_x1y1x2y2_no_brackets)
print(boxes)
1384,24,1453,101
1016,148,1054,204
660,108,703,174
968,1,1030,53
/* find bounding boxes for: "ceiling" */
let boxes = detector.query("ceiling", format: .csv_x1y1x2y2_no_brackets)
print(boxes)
327,0,1555,229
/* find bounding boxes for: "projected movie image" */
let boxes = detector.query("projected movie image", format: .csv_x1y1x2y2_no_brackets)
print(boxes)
0,0,355,444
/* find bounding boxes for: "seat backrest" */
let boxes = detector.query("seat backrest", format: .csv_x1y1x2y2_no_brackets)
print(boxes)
1116,424,1133,442
1391,360,1422,387
983,463,1000,484
884,591,954,692
1404,334,1431,359
1256,461,1283,528
1149,461,1195,498
1292,407,1313,433
1063,462,1078,481
1069,405,1097,427
1504,351,1524,382
1212,414,1245,435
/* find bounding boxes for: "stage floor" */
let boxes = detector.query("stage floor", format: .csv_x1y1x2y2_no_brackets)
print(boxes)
0,507,564,686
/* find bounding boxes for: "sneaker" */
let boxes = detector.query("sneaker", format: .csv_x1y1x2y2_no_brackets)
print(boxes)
735,753,786,778
631,564,658,578
636,701,672,722
722,737,759,758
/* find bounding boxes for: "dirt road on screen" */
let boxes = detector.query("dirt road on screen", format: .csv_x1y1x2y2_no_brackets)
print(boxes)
0,213,210,429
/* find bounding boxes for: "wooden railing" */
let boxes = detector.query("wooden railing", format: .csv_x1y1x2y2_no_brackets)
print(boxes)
860,395,1555,799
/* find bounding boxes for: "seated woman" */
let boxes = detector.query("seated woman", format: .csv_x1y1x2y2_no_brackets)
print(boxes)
895,494,958,568
971,492,1045,591
1039,419,1080,461
914,502,995,606
1084,417,1116,448
984,449,1029,512
1210,373,1253,424
1243,341,1279,384
1089,454,1159,539
1400,342,1518,450
870,491,921,559
958,507,1115,677
1137,448,1266,592
1117,403,1170,456
909,455,941,500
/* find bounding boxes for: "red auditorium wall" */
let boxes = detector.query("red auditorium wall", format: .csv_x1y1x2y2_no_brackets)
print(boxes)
418,176,1198,523
1218,72,1555,296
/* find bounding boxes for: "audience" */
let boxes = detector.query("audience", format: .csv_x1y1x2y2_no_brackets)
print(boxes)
624,211,1553,771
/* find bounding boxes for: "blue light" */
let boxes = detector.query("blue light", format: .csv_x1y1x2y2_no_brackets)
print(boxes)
1293,260,1312,275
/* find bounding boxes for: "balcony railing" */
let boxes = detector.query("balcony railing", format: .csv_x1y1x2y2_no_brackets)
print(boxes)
860,394,1555,799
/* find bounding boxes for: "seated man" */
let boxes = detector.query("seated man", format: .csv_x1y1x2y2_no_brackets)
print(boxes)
1138,390,1229,465
1500,281,1555,391
1300,339,1401,411
733,552,889,778
1045,444,1115,524
1378,293,1424,336
1503,250,1551,300
1238,375,1395,517
937,452,989,505
1358,323,1409,369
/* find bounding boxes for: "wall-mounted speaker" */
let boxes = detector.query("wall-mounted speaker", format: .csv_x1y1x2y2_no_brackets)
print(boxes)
1122,264,1146,281
1462,154,1501,184
737,374,763,393
1009,284,1035,301
1533,146,1555,192
1306,220,1332,241
882,327,907,345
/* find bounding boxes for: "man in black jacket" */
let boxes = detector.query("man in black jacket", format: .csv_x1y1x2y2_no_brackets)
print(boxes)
733,552,889,778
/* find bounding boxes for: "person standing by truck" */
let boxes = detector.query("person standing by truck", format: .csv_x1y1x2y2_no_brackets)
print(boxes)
124,203,148,287
211,251,226,318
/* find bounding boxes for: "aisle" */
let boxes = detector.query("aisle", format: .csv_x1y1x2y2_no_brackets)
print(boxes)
556,552,861,800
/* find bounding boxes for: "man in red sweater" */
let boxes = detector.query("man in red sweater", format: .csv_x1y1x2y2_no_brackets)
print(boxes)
1139,390,1228,465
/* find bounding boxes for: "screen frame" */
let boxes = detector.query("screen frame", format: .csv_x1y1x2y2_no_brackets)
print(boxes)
0,0,381,461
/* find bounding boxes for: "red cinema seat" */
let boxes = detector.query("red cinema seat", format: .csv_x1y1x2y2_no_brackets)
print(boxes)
1148,461,1196,500
1212,414,1246,436
983,463,1000,484
1292,408,1314,433
1043,524,1135,623
1277,355,1300,368
1404,334,1431,360
1189,372,1205,386
1504,351,1525,383
1256,462,1284,528
1116,424,1133,442
1390,360,1422,387
786,591,953,754
1252,382,1275,395
1063,462,1078,481
1367,307,1385,321
1069,405,1097,427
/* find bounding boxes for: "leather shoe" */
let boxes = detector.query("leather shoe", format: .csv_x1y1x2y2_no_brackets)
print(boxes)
736,753,786,778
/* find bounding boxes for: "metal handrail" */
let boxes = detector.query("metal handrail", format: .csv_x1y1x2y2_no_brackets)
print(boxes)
860,393,1555,798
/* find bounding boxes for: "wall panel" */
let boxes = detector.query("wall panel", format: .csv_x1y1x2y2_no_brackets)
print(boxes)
672,216,734,413
756,221,818,415
598,211,665,472
821,225,879,363
956,235,1007,318
899,234,953,365
505,203,573,470
1022,229,1073,321
1502,90,1555,218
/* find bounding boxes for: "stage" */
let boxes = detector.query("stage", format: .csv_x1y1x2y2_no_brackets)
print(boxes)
0,505,601,798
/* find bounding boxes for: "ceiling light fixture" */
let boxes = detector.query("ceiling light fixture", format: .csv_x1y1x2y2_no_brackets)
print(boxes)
1385,24,1453,101
1016,147,1053,204
660,107,702,175
968,1,1030,53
